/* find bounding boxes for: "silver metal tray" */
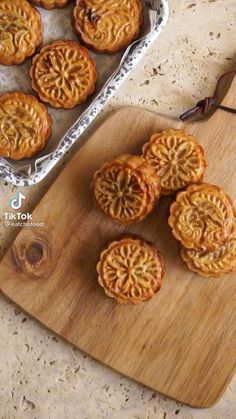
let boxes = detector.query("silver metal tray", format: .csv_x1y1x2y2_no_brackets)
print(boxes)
0,0,168,186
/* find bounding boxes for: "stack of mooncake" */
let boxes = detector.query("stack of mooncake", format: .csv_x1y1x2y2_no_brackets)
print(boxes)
169,183,236,277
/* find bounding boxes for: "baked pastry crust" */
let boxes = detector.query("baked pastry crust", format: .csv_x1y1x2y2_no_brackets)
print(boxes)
97,238,165,304
30,0,69,9
180,216,236,277
0,92,52,160
30,40,97,109
92,154,161,223
0,0,43,65
73,0,143,54
142,129,207,195
169,183,234,252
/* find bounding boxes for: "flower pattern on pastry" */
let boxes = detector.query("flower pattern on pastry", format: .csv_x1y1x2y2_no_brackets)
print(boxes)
30,40,97,109
181,216,236,277
142,129,207,195
0,92,52,160
169,184,234,252
73,0,143,53
92,154,161,223
97,238,165,304
30,0,69,9
0,0,43,65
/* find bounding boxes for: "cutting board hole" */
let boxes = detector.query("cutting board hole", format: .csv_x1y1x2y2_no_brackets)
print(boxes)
25,242,44,266
9,229,58,280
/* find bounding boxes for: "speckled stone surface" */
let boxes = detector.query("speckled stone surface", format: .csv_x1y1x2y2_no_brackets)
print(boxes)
0,1,236,418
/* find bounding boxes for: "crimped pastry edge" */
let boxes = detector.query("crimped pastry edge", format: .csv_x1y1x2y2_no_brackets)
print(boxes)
30,0,69,10
142,129,207,195
0,91,52,160
72,0,143,54
168,183,234,252
0,0,43,65
30,40,97,109
91,154,161,223
96,237,165,304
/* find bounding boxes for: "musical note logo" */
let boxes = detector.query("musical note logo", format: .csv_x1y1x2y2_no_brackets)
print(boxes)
10,192,26,210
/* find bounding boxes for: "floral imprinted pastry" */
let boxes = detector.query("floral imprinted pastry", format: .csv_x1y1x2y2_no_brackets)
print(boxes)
97,238,165,304
30,0,69,9
169,184,234,252
0,0,43,65
142,129,207,195
72,0,143,54
180,217,236,277
30,40,97,109
92,154,161,223
0,92,52,160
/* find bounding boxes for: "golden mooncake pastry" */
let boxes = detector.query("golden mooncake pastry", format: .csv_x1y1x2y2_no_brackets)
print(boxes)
97,238,165,304
169,183,234,252
180,217,236,277
142,129,207,195
30,40,97,109
73,0,143,54
0,92,52,160
0,0,43,65
92,154,161,223
30,0,69,9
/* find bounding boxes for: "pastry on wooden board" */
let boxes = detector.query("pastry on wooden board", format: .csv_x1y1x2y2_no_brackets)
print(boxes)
142,129,207,195
30,40,97,109
0,0,43,65
0,92,52,160
92,154,161,223
97,238,165,304
180,215,236,277
72,0,143,54
169,183,234,252
30,0,69,9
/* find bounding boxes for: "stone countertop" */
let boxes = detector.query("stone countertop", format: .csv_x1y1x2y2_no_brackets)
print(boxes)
0,0,236,418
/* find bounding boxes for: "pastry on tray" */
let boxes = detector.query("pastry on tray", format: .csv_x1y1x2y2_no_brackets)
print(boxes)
0,92,52,160
30,40,97,109
169,183,234,252
72,0,143,54
92,154,161,223
0,0,43,65
97,238,165,304
30,0,69,9
180,215,236,277
142,129,207,195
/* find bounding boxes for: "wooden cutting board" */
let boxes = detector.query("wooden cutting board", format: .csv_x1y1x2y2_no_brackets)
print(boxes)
1,80,236,408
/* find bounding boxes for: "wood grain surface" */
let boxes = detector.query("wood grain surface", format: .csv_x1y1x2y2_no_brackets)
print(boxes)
0,79,236,408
